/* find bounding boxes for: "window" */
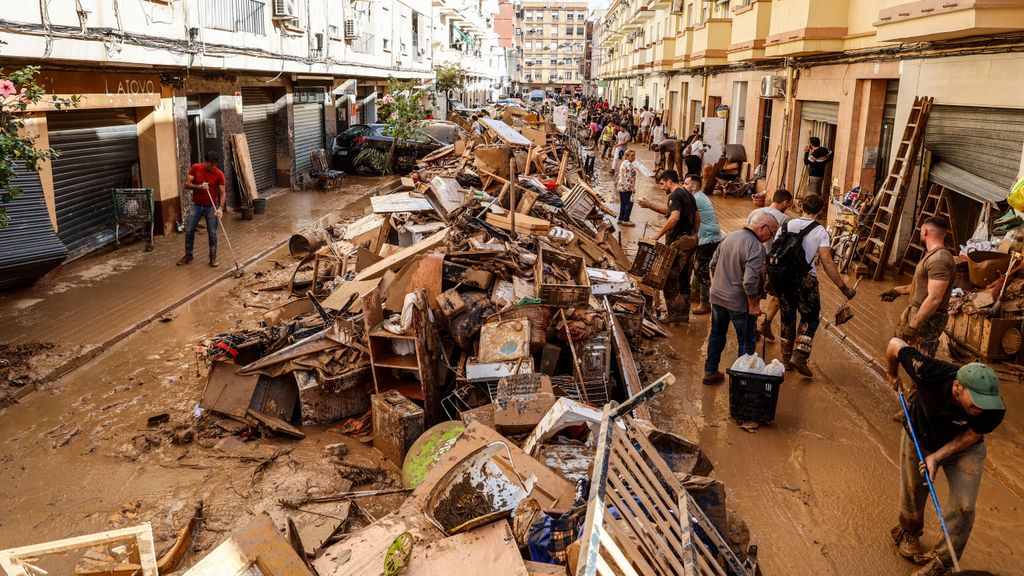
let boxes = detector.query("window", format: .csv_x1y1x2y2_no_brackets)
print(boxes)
578,12,586,21
575,42,583,51
566,13,574,21
577,26,584,35
552,13,558,21
550,58,558,65
549,41,556,50
204,0,267,35
525,11,533,19
566,26,574,35
383,38,391,51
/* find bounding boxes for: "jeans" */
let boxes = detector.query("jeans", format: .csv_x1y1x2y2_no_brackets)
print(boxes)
184,203,218,255
899,429,986,566
704,304,757,374
617,191,634,222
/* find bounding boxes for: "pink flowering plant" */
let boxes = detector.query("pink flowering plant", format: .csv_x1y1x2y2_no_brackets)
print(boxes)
1,66,79,228
371,76,425,174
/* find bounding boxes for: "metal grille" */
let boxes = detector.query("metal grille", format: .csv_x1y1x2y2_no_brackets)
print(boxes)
48,108,139,258
0,163,68,289
204,0,266,35
800,100,840,125
241,88,279,191
293,102,324,177
351,33,376,55
925,105,1024,191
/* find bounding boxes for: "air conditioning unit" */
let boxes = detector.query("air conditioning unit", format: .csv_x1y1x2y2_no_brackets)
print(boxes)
273,0,298,18
344,19,361,39
761,75,786,98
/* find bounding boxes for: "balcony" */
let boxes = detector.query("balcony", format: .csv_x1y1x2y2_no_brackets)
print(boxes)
875,0,1024,42
672,26,693,69
688,18,732,68
764,0,849,57
728,0,771,62
652,36,676,72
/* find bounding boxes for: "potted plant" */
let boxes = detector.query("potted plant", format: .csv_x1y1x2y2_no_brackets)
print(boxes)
715,104,730,118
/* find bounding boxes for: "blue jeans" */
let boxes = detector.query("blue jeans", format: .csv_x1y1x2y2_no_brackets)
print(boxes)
618,191,634,222
704,303,757,374
184,203,218,255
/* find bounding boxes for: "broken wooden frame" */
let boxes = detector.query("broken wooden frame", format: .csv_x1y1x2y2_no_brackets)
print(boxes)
575,374,751,576
0,524,159,576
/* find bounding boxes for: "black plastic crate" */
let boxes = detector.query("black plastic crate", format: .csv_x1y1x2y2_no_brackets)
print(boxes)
726,369,784,424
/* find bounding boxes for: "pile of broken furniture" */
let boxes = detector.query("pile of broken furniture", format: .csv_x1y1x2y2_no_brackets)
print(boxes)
0,114,761,576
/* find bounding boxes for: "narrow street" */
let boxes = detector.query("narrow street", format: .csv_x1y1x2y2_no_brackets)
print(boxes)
0,147,1021,574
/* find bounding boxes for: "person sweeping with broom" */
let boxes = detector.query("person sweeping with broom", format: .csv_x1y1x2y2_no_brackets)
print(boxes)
886,336,1006,576
178,151,227,268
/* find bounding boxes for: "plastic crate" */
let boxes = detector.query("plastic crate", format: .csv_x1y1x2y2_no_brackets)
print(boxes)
629,241,677,290
726,369,784,424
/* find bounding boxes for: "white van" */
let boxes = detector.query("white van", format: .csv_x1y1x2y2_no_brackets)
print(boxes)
528,89,545,104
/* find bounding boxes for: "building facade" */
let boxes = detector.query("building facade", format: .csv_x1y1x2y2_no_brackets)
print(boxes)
516,1,590,94
0,0,434,264
433,0,503,108
595,0,1024,258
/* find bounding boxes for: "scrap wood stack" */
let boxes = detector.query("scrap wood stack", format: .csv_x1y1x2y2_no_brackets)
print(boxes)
0,112,760,575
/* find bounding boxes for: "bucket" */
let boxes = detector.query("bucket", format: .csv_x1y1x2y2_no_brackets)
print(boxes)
253,198,267,215
240,206,255,220
966,250,1010,287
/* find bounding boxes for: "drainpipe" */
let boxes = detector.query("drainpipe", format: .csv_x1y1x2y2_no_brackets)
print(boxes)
779,59,796,186
701,68,709,118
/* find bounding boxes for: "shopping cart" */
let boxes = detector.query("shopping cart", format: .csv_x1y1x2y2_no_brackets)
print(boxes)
112,188,155,251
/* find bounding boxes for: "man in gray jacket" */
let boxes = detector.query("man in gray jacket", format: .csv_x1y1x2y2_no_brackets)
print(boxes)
702,211,780,385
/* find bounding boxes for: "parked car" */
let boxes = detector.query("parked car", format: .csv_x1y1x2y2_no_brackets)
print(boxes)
448,99,465,111
331,121,466,173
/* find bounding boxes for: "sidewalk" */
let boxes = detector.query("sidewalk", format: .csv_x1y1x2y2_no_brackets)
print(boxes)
0,176,393,383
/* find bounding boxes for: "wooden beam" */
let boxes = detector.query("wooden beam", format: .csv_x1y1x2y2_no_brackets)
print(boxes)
0,525,158,576
354,228,449,281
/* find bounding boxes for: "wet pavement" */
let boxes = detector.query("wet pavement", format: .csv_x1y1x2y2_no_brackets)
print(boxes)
0,151,1021,574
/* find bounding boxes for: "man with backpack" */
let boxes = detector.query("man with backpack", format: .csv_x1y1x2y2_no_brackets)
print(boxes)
766,194,857,377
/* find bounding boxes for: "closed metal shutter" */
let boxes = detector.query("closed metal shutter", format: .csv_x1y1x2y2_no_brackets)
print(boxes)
925,105,1024,191
293,102,324,177
242,88,279,191
800,101,839,124
48,109,138,257
0,163,69,289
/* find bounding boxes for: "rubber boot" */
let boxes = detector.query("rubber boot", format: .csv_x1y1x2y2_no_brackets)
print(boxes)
176,253,194,266
790,335,814,377
209,249,219,268
780,338,794,371
693,284,711,315
662,293,688,325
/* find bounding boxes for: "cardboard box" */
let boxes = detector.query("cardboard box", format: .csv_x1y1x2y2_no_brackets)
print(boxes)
494,374,556,434
435,288,467,318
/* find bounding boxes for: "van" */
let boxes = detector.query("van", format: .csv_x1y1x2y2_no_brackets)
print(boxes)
528,89,545,104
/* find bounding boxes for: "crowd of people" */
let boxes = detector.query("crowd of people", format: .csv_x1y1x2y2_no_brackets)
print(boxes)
581,104,1005,576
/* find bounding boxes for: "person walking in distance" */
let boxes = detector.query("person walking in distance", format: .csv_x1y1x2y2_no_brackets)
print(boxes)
639,106,654,145
691,176,725,315
750,188,794,341
766,194,856,376
702,211,780,386
178,151,226,267
803,136,833,196
638,171,701,324
880,216,955,359
600,123,616,159
886,337,1005,576
610,123,632,172
615,150,638,227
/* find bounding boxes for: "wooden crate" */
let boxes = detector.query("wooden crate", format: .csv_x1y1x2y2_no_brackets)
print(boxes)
371,390,425,467
946,313,1022,362
535,247,591,307
628,241,677,289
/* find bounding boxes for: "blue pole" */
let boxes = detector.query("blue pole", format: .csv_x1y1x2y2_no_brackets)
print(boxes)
899,392,961,573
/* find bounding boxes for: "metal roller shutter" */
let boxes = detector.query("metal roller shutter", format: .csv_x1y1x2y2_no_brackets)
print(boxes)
48,109,139,257
925,105,1024,191
293,103,324,178
242,88,279,191
0,163,69,289
800,101,839,125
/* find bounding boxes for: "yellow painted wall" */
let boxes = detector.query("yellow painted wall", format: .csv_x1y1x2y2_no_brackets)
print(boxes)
20,113,57,231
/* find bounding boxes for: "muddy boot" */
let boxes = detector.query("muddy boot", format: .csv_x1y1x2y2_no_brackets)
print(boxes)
702,371,724,386
693,285,711,315
176,253,194,266
780,338,794,371
910,558,948,576
209,250,219,268
890,526,922,562
757,314,776,342
678,296,691,323
790,336,814,377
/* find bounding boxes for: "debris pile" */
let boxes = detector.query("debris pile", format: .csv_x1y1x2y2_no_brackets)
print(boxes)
0,111,760,575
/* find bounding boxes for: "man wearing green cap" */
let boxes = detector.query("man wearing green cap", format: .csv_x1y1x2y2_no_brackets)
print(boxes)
885,337,1006,576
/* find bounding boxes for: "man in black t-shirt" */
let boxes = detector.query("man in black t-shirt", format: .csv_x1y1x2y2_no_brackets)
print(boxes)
803,136,833,196
886,337,1006,576
638,170,700,324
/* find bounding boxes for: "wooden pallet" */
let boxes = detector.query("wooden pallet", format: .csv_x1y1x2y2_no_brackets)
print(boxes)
857,96,934,280
895,183,957,276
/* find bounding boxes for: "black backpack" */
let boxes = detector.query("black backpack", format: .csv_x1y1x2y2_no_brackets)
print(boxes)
766,221,820,289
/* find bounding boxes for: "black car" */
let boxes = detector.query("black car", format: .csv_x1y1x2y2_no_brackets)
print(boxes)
331,121,466,173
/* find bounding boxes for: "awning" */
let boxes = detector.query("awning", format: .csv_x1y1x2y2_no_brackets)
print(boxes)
928,161,1006,205
454,27,476,46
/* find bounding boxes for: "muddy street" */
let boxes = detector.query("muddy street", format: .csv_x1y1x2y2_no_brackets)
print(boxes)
0,149,1021,575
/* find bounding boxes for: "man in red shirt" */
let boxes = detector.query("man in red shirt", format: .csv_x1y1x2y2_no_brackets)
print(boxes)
177,151,227,267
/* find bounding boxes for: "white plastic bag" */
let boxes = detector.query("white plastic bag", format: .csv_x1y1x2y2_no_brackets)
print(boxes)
764,359,786,377
730,354,766,374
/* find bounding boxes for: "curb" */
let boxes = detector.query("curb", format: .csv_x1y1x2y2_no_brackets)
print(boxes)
11,179,398,404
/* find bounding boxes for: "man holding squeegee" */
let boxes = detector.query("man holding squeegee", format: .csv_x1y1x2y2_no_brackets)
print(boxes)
178,151,227,268
886,336,1006,576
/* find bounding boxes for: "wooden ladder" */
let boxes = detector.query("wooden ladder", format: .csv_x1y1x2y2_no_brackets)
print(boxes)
857,96,934,280
895,183,956,275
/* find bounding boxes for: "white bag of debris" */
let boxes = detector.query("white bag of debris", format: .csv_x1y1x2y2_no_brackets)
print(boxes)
730,353,766,373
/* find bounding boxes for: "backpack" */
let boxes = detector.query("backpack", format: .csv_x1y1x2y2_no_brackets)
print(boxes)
766,220,821,289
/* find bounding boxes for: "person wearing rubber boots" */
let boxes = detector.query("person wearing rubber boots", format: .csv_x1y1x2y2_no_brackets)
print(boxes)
178,151,226,268
886,337,1006,576
691,177,725,316
773,194,856,376
638,170,700,324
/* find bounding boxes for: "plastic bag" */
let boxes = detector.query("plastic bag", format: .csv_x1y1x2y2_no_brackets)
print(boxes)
730,354,766,373
764,359,786,377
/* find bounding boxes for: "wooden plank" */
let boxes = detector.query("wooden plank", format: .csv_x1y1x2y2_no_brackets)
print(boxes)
354,228,449,281
0,525,158,576
608,441,685,553
596,523,640,576
603,472,681,576
604,299,649,421
676,496,700,576
370,192,436,213
481,118,532,146
517,189,539,215
556,151,570,186
248,408,305,439
485,212,550,234
603,518,659,576
575,404,616,576
230,133,259,205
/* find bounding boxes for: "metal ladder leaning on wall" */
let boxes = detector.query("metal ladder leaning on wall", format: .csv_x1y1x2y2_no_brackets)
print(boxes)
857,96,934,280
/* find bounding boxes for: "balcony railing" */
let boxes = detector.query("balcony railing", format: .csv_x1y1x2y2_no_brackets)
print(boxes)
204,0,267,35
351,33,376,55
